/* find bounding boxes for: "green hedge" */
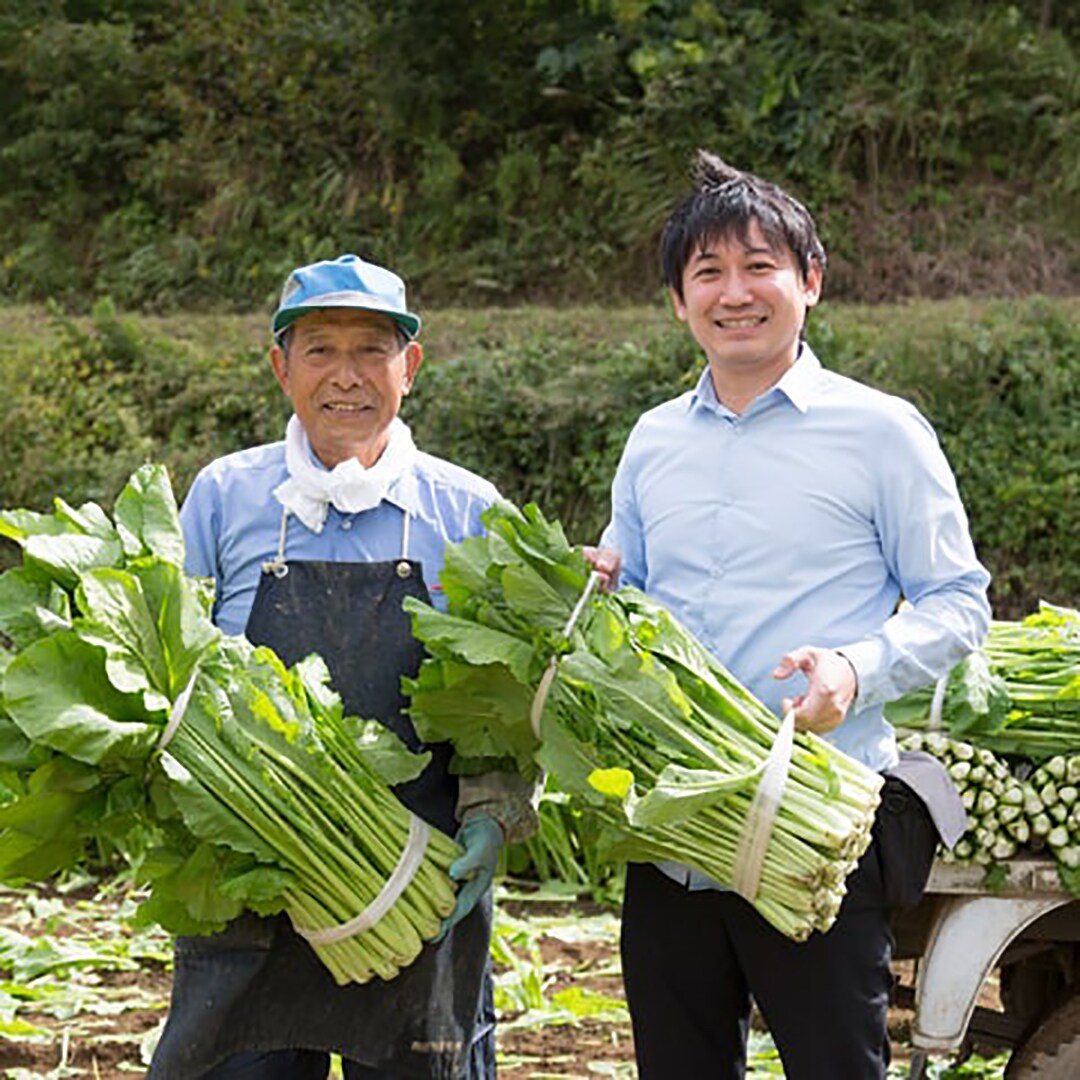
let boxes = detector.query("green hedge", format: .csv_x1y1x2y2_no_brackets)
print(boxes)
1,297,1077,619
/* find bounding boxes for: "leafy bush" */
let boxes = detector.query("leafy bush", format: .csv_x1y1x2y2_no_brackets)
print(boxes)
0,298,1077,618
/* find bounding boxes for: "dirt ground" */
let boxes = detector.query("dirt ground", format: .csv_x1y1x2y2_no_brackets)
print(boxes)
0,890,979,1079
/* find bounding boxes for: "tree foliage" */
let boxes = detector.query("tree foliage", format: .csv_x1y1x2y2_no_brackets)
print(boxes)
0,1,1076,309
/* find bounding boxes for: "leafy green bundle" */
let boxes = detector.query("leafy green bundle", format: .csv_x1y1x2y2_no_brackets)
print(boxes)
0,465,459,984
886,603,1080,762
404,501,882,941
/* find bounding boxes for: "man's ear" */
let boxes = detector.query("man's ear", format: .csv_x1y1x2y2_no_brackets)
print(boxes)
669,286,688,323
270,343,289,395
803,260,824,308
402,341,424,395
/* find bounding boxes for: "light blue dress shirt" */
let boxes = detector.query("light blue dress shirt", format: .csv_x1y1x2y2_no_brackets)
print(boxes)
179,440,499,636
602,346,991,888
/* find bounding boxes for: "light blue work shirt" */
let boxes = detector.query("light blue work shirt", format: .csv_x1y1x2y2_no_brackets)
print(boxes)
179,440,499,636
602,345,992,889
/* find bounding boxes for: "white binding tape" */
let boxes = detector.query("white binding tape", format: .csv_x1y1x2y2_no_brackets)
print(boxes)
529,570,602,738
530,658,559,738
159,667,200,752
732,708,796,903
929,673,949,732
293,813,431,945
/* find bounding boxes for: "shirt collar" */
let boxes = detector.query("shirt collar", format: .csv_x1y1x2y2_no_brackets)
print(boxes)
688,342,822,417
384,464,423,516
775,344,821,414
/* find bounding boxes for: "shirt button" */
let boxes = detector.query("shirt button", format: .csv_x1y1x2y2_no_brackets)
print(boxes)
341,518,353,531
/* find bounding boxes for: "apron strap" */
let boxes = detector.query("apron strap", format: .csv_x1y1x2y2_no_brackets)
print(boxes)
395,506,414,579
261,507,291,577
261,504,414,578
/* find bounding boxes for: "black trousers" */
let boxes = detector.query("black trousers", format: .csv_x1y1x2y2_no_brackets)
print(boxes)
620,845,893,1080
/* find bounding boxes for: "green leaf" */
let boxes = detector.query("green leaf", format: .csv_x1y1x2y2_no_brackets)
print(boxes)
0,758,103,881
405,598,536,682
1057,860,1080,899
76,567,172,710
3,629,158,764
135,841,250,934
0,926,133,981
135,558,220,694
218,863,294,912
352,719,431,786
156,752,282,866
587,767,635,799
0,714,50,771
501,562,572,626
439,533,502,611
54,498,116,540
0,568,71,650
24,532,125,589
0,508,75,545
0,498,124,589
946,652,1012,735
405,659,539,776
113,462,186,564
627,762,763,827
548,984,629,1021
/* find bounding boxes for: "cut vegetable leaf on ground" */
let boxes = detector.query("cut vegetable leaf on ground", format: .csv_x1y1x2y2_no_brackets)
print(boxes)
405,500,883,941
0,464,461,984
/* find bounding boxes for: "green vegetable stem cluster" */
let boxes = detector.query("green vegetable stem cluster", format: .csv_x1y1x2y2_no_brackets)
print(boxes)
886,603,1080,761
887,603,1080,893
404,500,883,942
900,732,1080,884
0,465,459,985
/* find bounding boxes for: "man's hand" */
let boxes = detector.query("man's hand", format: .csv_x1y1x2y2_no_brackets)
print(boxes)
437,816,503,940
582,545,621,591
772,646,858,734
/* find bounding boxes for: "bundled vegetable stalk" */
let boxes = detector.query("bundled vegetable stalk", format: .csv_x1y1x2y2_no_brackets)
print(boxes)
0,465,460,984
900,732,1080,878
404,501,882,941
886,603,1080,761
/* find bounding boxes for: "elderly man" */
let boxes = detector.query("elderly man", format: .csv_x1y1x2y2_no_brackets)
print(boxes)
149,254,532,1080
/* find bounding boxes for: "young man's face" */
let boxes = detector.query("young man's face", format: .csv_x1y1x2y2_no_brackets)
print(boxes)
270,308,422,468
670,218,822,382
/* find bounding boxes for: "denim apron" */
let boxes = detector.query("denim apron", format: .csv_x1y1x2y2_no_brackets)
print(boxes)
148,508,495,1080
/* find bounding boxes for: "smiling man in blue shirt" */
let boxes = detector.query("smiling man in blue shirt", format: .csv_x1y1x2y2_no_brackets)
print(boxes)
602,153,991,1079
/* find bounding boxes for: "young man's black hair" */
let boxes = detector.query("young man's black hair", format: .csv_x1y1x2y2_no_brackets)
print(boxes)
660,150,827,297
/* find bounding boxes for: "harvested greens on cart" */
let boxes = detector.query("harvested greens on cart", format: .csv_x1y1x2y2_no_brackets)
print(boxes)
404,500,883,941
0,464,460,985
887,603,1080,893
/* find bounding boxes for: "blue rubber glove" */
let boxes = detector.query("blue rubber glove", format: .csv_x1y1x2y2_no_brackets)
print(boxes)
437,816,503,940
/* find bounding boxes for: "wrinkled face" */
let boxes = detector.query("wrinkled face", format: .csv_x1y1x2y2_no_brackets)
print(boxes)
270,308,422,468
671,218,822,382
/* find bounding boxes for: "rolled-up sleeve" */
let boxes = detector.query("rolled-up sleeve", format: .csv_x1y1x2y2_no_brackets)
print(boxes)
838,407,991,708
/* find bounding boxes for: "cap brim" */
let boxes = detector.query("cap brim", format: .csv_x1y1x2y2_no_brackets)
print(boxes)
273,300,420,339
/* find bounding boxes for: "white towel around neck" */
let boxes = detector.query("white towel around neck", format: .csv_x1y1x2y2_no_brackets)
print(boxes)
273,414,417,533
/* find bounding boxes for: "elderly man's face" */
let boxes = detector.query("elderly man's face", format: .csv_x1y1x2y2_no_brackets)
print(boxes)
270,308,422,468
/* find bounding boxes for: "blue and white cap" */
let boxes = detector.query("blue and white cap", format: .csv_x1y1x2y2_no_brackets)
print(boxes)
272,254,421,340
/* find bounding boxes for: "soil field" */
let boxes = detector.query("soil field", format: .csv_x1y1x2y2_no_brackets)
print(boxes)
0,883,1000,1079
